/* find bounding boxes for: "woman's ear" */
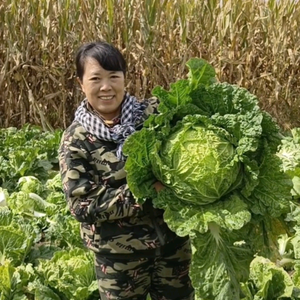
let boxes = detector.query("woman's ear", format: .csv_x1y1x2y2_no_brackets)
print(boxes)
77,77,85,93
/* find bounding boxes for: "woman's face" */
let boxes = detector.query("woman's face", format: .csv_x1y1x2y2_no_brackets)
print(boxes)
79,57,125,120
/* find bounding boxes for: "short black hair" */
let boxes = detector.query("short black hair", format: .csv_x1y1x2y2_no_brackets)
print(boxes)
75,41,127,81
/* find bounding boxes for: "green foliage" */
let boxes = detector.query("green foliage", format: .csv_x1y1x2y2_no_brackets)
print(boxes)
154,117,242,205
241,256,295,300
37,248,98,300
0,224,34,266
0,125,62,193
0,125,98,300
0,261,37,300
124,58,294,299
278,128,300,198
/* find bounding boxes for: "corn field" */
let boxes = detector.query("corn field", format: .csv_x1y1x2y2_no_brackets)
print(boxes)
1,0,300,130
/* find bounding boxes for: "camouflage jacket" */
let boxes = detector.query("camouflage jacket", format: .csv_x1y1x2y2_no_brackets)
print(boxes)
59,98,186,257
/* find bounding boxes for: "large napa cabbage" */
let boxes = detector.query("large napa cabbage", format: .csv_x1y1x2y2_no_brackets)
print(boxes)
153,117,242,205
123,58,293,300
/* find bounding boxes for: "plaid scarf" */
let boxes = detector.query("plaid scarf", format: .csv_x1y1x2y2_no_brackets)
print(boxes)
74,93,148,161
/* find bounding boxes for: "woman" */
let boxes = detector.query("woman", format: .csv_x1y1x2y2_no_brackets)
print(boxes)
59,41,194,300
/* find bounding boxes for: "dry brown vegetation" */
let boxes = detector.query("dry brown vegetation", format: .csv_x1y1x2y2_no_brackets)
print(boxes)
1,0,300,130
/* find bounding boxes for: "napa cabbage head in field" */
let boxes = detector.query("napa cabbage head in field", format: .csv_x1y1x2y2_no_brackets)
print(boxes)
152,115,242,205
123,58,293,300
124,58,289,212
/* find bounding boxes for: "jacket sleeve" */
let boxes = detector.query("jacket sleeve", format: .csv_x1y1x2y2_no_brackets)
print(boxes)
59,133,142,224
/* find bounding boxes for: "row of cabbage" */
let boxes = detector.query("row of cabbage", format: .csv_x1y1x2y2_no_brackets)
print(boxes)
0,126,99,300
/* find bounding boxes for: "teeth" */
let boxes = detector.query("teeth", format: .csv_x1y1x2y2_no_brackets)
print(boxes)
99,96,114,100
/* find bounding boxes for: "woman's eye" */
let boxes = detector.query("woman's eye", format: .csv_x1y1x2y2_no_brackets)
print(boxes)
91,77,100,81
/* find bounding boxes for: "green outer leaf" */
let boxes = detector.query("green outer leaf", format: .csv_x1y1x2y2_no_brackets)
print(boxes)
244,215,289,261
186,58,216,88
292,176,300,197
0,206,13,226
0,261,36,300
0,261,15,299
0,225,33,266
292,262,300,288
191,228,252,300
33,286,61,300
248,142,292,218
278,127,300,198
123,128,157,201
160,193,251,237
17,176,44,195
38,248,97,300
152,79,192,112
244,256,294,299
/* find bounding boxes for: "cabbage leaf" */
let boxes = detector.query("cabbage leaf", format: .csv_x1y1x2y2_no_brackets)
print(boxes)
123,58,293,299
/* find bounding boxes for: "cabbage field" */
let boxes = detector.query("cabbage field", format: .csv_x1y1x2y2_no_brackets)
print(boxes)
0,126,99,300
1,60,300,300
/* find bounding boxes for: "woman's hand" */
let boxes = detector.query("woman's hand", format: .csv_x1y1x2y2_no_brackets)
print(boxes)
153,181,165,192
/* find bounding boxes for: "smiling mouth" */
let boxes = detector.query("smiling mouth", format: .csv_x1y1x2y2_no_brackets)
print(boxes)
98,96,114,100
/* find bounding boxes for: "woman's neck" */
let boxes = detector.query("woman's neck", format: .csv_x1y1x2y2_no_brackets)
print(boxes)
97,112,121,127
88,103,121,126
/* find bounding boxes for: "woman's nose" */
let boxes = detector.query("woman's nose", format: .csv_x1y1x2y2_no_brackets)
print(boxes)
100,79,112,91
